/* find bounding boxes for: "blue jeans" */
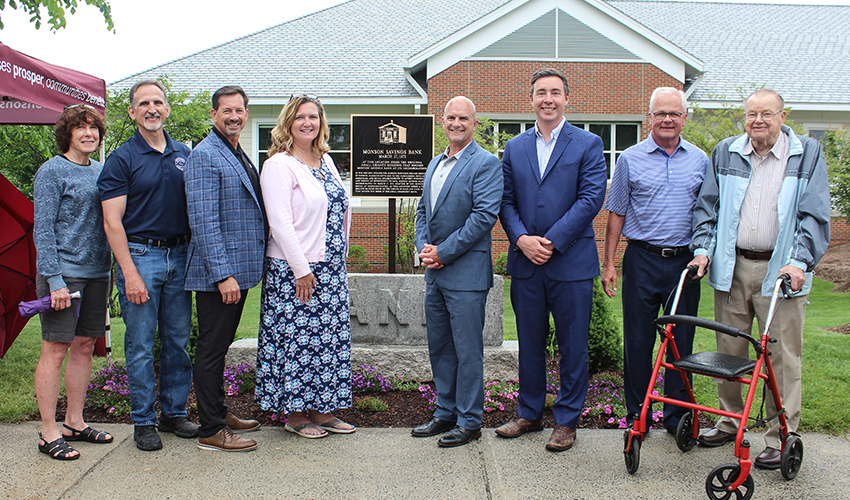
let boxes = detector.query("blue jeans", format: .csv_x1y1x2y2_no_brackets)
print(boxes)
117,242,193,426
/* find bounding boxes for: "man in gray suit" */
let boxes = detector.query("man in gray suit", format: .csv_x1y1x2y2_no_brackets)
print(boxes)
411,96,503,447
184,86,266,452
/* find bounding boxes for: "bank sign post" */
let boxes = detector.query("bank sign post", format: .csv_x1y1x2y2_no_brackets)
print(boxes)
351,114,434,272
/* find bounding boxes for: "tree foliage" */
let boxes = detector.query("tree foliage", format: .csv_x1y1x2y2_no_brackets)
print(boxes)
0,0,114,31
825,127,850,218
104,76,212,154
0,124,56,198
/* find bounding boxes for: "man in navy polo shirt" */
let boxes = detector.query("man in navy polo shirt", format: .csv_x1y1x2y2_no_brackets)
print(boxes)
601,87,708,434
99,80,198,451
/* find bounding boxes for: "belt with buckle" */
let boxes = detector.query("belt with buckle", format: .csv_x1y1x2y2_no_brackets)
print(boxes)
630,240,690,258
127,235,188,248
736,247,773,260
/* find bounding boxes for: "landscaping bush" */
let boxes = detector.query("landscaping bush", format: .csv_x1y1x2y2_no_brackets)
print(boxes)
547,277,622,373
494,252,508,275
347,244,370,272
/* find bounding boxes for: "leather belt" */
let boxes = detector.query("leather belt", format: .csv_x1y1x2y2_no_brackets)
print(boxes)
736,247,773,260
630,240,690,258
127,235,188,248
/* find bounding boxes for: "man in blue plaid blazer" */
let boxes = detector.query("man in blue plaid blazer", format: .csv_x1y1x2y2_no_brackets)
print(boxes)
184,86,267,452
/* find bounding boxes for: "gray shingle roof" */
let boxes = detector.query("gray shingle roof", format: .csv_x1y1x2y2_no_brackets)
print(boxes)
112,0,850,106
608,1,850,104
111,0,513,99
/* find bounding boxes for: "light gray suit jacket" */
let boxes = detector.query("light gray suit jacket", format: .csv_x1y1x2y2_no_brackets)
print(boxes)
415,140,503,291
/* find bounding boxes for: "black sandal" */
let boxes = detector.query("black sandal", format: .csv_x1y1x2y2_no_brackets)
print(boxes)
63,424,114,443
38,434,80,460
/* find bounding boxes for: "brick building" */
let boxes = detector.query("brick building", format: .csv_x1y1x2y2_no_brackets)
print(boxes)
112,0,850,270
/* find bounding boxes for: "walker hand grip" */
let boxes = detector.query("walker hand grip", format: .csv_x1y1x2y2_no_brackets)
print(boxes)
654,315,746,338
686,265,700,282
779,273,793,298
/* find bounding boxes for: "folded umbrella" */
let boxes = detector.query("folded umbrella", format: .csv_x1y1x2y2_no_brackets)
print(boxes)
18,291,81,319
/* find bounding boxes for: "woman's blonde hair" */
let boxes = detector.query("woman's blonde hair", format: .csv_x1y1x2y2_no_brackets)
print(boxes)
267,96,330,158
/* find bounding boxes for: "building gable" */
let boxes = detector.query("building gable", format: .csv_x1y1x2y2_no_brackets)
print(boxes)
409,0,702,84
472,8,639,61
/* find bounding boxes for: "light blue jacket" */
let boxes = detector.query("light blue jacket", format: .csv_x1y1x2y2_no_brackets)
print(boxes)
690,126,831,296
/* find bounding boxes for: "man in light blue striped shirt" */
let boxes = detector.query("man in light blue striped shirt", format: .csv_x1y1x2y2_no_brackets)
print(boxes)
602,87,709,434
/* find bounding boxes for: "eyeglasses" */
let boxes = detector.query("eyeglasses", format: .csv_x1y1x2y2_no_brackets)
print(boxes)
745,110,782,121
289,93,319,102
649,111,685,120
64,103,97,111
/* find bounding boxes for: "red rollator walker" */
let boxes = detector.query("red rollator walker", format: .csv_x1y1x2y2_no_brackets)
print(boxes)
622,266,803,500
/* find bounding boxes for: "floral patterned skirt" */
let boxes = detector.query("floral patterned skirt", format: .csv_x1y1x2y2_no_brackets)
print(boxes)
255,257,352,414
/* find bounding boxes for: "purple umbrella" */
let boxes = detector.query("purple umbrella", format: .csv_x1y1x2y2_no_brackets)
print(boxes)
18,291,81,318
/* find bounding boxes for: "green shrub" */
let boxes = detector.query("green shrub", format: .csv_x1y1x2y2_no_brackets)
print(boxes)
546,277,622,373
355,396,389,412
494,252,508,275
347,244,370,272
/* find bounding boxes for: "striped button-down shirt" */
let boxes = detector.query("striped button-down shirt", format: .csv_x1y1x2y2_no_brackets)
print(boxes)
605,133,709,247
737,131,789,252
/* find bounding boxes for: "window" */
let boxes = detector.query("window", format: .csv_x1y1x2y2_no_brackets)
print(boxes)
257,124,351,178
492,121,640,178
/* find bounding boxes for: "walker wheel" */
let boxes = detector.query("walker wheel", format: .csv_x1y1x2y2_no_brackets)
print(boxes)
705,463,754,500
623,430,641,475
781,435,803,480
676,412,697,452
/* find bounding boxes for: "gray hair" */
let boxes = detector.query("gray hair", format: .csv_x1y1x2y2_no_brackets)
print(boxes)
129,79,168,107
649,87,687,114
745,89,785,109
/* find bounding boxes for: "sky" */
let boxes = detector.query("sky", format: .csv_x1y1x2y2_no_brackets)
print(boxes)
1,0,849,84
0,0,347,83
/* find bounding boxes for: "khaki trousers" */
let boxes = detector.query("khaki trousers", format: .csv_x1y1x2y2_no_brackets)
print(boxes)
713,256,806,450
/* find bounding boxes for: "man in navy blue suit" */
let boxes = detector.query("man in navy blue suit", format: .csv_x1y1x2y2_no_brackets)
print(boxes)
411,96,503,447
185,86,266,452
497,68,607,451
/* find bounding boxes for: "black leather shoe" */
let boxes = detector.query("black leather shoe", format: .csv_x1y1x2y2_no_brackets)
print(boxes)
698,427,736,447
754,447,781,470
411,417,455,437
437,426,482,447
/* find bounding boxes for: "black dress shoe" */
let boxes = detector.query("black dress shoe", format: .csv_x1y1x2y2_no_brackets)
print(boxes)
411,417,455,437
754,447,781,470
698,427,736,447
438,426,482,448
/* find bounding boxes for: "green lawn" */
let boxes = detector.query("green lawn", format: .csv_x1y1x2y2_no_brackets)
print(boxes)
2,278,848,434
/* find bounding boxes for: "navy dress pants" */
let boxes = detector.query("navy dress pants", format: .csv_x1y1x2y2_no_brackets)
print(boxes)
621,243,700,431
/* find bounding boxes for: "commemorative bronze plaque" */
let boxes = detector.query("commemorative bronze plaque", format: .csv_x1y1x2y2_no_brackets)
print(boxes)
351,114,434,198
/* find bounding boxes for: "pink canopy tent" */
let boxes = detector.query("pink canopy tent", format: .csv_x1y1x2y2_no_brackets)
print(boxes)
0,43,109,357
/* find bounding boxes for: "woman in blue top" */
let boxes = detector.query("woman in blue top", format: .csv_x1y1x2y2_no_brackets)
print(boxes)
33,105,113,460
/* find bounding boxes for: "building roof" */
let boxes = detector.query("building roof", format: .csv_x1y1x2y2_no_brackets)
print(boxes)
608,1,850,107
112,0,850,108
111,0,512,102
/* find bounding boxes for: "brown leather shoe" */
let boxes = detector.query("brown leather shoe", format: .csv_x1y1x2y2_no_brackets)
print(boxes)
225,413,261,433
197,427,258,452
495,417,544,438
698,427,736,447
545,425,576,452
754,446,781,470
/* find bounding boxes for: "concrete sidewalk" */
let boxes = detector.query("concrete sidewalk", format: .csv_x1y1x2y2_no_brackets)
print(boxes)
2,422,849,499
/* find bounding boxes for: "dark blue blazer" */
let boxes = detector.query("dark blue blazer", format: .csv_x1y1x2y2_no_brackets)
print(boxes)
500,121,607,281
415,140,503,291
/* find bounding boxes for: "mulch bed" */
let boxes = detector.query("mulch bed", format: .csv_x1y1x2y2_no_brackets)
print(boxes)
50,367,713,431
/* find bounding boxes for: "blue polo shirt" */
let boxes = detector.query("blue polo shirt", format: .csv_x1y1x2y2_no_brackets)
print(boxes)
604,132,709,247
98,129,191,239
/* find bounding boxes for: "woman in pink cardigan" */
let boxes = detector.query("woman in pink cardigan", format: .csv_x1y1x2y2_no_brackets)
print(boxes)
255,95,354,439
